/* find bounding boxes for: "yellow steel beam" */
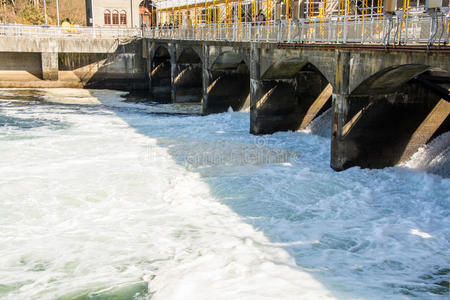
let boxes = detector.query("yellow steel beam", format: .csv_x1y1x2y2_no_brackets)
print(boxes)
158,0,238,12
238,0,242,24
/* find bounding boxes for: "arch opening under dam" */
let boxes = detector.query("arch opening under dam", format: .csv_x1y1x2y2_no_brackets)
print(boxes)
175,47,203,103
150,45,172,102
251,59,332,135
332,64,450,170
203,52,250,114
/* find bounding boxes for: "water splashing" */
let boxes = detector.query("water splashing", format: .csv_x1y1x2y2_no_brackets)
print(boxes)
304,108,332,138
402,131,450,177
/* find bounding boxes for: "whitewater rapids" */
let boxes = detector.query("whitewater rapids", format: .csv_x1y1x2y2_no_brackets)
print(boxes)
0,89,448,300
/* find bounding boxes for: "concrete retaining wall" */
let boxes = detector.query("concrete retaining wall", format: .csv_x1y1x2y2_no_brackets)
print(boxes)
0,38,147,90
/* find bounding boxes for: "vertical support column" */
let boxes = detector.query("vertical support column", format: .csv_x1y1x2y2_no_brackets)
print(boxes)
147,40,153,95
201,44,211,115
41,52,58,81
168,43,177,103
330,50,351,171
130,41,137,92
249,43,265,134
41,39,59,81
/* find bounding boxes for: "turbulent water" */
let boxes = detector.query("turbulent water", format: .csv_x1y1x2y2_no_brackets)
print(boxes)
0,89,449,300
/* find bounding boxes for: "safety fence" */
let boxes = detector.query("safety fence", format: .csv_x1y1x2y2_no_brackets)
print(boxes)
143,13,449,46
1,12,449,46
0,25,142,39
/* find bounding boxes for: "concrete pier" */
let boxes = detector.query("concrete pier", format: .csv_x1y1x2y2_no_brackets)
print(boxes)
251,81,299,133
41,52,59,81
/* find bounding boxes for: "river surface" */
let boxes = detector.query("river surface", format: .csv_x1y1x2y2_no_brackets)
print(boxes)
0,89,448,300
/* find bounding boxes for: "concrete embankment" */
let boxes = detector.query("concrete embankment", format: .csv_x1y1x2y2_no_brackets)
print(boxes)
0,52,147,90
0,37,147,91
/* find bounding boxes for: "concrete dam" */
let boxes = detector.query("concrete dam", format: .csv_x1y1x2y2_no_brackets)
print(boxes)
0,26,449,172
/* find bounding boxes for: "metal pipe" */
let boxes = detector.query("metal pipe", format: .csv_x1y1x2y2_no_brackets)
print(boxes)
44,0,48,25
56,0,60,26
91,0,95,26
131,0,134,27
428,9,438,46
438,11,446,46
383,13,393,46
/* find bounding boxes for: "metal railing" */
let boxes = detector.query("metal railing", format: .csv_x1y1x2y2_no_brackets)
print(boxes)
0,24,142,39
1,12,449,46
143,13,450,46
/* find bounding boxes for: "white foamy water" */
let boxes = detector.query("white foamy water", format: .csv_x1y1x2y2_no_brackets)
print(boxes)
305,108,332,138
0,89,449,300
402,131,450,177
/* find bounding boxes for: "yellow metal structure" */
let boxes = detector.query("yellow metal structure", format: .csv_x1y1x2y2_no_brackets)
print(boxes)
154,0,417,28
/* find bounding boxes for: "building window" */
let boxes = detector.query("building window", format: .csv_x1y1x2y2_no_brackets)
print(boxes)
104,10,111,25
120,11,127,25
112,10,119,25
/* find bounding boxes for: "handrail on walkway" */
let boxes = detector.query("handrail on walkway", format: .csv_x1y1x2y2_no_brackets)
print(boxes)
0,25,142,39
1,12,449,46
